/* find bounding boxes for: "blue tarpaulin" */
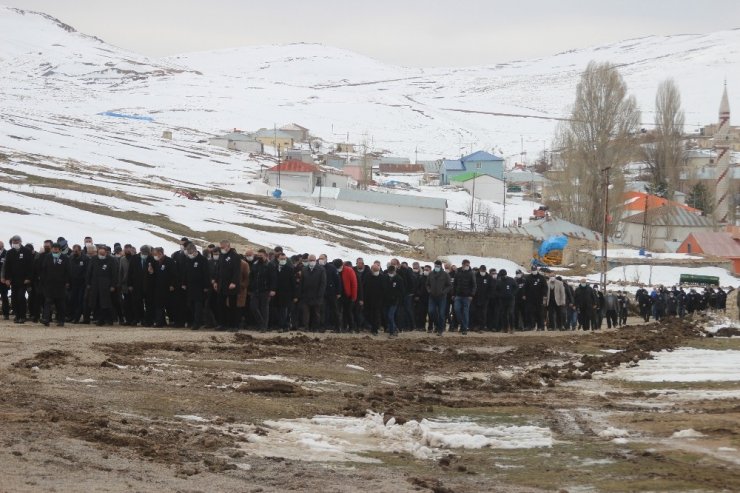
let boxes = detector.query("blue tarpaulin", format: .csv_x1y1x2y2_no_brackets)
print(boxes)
98,111,154,122
538,235,568,258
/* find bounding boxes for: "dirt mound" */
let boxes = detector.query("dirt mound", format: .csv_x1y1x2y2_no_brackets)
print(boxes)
13,349,74,369
236,380,306,395
409,476,456,493
711,326,740,338
99,341,202,358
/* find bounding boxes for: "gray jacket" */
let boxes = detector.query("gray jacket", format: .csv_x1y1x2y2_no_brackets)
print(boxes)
426,269,452,298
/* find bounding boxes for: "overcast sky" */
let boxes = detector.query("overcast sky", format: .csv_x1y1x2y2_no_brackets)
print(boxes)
6,0,740,66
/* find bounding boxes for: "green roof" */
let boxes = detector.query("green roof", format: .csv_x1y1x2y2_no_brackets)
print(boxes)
450,171,500,183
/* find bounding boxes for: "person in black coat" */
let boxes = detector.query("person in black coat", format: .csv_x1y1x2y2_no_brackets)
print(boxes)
452,260,476,335
495,269,518,332
300,255,326,331
30,240,53,322
181,244,209,330
127,245,156,326
67,244,88,323
214,240,241,330
2,235,34,323
0,241,9,320
383,265,406,337
573,280,596,330
40,242,70,326
320,254,341,332
472,265,492,331
363,264,386,335
151,247,178,327
86,246,119,326
275,253,296,332
170,237,191,327
523,267,548,330
249,249,277,331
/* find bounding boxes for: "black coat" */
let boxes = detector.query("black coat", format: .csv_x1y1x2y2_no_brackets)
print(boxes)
573,284,596,310
182,253,210,302
128,254,155,295
255,260,278,294
276,263,296,302
453,268,477,297
524,273,548,305
324,262,340,298
68,253,89,285
496,276,518,301
87,255,118,310
384,274,406,305
2,246,33,284
363,272,385,307
154,256,178,302
301,265,326,305
40,254,70,298
474,273,493,304
216,249,241,294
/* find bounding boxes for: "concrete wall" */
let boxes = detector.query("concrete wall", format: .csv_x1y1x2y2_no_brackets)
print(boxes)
622,222,711,252
266,171,314,193
409,229,598,266
320,201,445,227
461,176,505,202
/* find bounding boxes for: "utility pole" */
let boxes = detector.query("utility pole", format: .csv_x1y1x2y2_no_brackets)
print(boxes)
470,172,477,231
600,166,612,293
361,137,369,190
640,185,650,251
502,175,507,227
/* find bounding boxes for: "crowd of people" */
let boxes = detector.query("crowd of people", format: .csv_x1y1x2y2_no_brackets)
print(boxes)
0,235,730,336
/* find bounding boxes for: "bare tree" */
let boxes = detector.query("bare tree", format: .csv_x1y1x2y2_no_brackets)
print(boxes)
546,61,640,234
643,79,685,198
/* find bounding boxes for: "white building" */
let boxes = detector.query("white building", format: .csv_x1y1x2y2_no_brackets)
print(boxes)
265,160,321,193
450,172,505,202
208,132,263,153
619,204,715,251
307,188,447,227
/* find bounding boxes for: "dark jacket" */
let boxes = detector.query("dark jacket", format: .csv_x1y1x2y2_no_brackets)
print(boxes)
384,274,406,305
363,272,386,307
2,246,33,284
154,256,178,302
128,253,156,296
453,268,477,297
573,284,596,310
216,248,241,294
68,253,89,285
426,269,452,298
301,264,326,305
255,260,278,294
324,262,340,298
496,276,518,301
87,255,118,310
524,273,548,305
40,254,70,298
182,253,210,302
276,263,296,303
474,273,493,304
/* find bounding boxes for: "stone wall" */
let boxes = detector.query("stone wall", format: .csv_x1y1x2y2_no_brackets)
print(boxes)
408,229,597,267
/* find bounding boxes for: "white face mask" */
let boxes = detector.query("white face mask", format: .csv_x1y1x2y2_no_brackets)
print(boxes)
220,248,228,255
12,243,21,250
212,254,220,260
187,253,197,260
337,266,343,272
462,266,470,271
479,271,486,276
246,255,254,261
434,266,441,272
423,271,430,276
516,273,522,279
153,256,161,262
308,261,316,268
388,273,395,278
372,270,380,276
279,259,287,266
318,259,326,266
98,254,106,260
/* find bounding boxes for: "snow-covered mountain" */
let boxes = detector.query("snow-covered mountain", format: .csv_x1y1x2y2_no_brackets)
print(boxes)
0,5,737,255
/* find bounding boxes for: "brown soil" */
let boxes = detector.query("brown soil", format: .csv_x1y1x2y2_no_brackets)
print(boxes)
0,318,737,492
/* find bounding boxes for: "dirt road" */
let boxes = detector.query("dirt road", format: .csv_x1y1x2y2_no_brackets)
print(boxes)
1,320,738,492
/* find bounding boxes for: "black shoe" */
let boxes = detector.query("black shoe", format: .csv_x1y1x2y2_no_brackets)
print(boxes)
56,323,64,327
41,320,50,327
214,326,226,331
17,319,26,324
3,315,9,320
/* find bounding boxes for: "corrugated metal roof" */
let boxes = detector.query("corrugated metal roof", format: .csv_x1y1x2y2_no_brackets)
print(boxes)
684,232,740,258
254,128,295,139
622,191,700,213
622,205,713,227
333,188,447,210
495,217,602,242
214,132,257,141
442,159,465,171
268,160,320,173
461,150,504,162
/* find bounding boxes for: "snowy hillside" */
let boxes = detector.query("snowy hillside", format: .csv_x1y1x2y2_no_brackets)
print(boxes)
0,5,737,259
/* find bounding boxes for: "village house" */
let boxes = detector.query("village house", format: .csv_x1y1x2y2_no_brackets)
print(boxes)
440,150,505,185
450,171,505,202
504,170,549,195
677,231,740,273
308,188,447,227
284,148,314,163
264,160,354,194
279,123,310,143
621,191,700,219
619,204,715,252
208,131,263,153
254,128,295,155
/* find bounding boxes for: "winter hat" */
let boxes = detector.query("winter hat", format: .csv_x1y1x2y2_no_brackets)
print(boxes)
332,259,343,268
499,269,507,276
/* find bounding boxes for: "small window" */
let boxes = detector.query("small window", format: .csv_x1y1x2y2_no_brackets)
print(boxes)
687,243,692,254
332,182,337,188
476,163,482,169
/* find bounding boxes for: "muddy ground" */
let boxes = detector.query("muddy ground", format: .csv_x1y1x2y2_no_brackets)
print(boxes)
0,319,738,493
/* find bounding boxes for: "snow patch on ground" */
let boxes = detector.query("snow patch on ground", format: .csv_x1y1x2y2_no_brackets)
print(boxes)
229,412,551,463
671,429,706,438
603,348,740,382
175,415,210,423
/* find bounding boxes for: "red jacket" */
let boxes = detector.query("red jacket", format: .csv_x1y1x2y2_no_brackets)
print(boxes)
341,267,358,301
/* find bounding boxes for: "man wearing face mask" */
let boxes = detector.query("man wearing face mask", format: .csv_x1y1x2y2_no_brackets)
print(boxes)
86,246,119,326
214,240,241,330
414,265,431,332
0,241,9,320
452,259,476,335
127,245,155,327
300,254,326,332
29,240,53,323
181,244,210,330
152,247,178,328
472,265,491,331
319,253,341,332
573,279,596,331
40,243,69,326
426,260,452,336
362,263,385,335
275,253,296,332
513,269,527,330
2,235,33,323
524,267,548,331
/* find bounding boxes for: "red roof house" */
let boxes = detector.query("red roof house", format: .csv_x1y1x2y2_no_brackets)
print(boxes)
677,231,740,273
